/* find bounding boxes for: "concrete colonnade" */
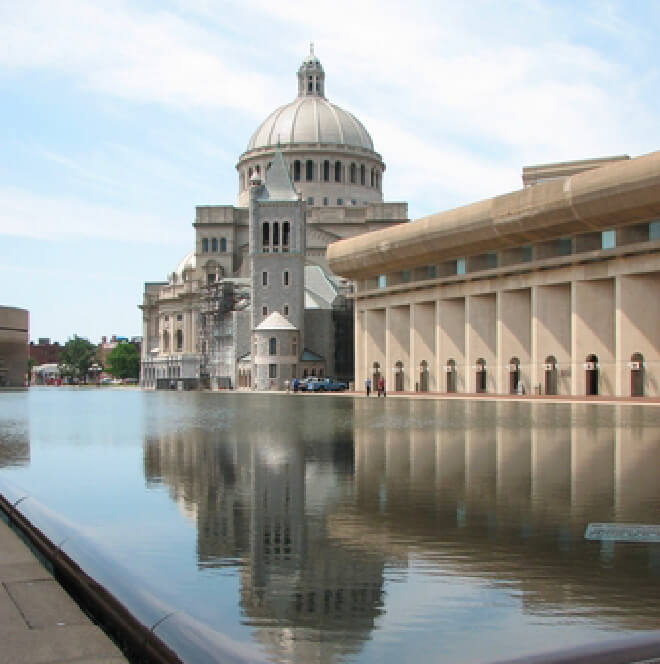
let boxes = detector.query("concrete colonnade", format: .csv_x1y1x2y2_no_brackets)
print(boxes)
355,272,660,397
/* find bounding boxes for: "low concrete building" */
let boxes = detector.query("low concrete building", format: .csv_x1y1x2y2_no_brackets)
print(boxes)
327,151,660,398
0,306,29,388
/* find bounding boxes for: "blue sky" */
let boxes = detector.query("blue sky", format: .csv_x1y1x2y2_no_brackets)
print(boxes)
2,0,659,344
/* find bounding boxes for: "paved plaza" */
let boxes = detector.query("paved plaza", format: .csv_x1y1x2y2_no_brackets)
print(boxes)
0,517,127,664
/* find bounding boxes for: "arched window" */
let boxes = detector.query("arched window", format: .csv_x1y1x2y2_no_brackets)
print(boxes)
282,221,290,248
293,160,301,182
360,164,366,185
211,237,218,252
273,222,280,246
306,159,314,181
220,237,227,252
323,160,330,182
269,337,277,355
370,168,375,187
375,171,380,189
256,165,260,174
201,238,209,252
334,161,342,182
350,163,357,184
176,329,183,352
262,223,270,248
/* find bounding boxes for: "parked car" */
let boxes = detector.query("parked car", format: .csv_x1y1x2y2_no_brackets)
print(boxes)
307,377,348,392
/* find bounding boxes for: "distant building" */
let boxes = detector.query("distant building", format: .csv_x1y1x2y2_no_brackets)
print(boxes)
140,48,407,390
0,306,29,387
29,338,62,366
96,335,141,369
328,152,660,398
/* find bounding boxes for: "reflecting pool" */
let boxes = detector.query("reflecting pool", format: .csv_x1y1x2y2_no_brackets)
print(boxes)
1,388,659,663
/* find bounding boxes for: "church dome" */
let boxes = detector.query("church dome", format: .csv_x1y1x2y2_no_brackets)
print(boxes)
247,97,374,152
170,250,196,283
246,45,374,153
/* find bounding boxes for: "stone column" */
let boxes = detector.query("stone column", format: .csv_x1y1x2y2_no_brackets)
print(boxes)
530,286,539,395
570,281,578,395
615,275,623,396
496,290,504,394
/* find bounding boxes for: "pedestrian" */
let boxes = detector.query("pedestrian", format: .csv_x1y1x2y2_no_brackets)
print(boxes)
377,376,385,397
365,377,371,397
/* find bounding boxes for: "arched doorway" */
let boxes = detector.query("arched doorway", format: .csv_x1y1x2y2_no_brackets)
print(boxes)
475,358,487,393
509,357,520,394
630,352,644,396
419,360,429,392
372,362,381,388
585,354,599,395
395,360,404,392
446,359,457,393
544,355,558,395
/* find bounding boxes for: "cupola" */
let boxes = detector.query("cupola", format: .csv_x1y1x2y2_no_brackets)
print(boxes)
297,42,325,98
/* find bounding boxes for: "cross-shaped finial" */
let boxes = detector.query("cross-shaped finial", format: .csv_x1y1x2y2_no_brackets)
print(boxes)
310,42,314,56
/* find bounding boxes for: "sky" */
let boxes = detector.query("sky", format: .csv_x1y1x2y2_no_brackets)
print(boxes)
2,0,659,344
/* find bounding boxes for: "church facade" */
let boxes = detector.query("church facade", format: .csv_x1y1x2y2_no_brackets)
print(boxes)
140,48,407,390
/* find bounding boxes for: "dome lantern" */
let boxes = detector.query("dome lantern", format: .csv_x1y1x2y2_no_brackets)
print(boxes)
297,42,325,98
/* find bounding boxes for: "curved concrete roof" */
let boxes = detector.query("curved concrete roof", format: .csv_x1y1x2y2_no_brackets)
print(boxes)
327,149,660,279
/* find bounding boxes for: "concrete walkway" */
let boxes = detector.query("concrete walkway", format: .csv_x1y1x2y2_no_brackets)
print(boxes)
0,517,127,664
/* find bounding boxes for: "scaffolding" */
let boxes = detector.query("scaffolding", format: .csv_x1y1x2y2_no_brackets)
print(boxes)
198,280,251,388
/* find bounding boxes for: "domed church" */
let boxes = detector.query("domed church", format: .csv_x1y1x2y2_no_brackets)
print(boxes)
140,46,408,390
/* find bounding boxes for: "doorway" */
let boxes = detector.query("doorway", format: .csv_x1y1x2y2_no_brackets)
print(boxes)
476,358,487,393
509,357,520,394
419,360,429,392
630,352,644,396
446,359,457,393
585,354,599,395
372,362,381,389
544,355,558,395
395,360,404,392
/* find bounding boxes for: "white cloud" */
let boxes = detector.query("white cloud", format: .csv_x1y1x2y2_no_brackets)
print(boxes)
0,0,278,114
1,0,658,219
0,186,188,246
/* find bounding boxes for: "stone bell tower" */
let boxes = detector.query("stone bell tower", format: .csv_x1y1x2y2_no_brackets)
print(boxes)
249,148,306,389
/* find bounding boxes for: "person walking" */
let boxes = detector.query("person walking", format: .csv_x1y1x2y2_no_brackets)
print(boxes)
377,376,385,397
365,377,371,397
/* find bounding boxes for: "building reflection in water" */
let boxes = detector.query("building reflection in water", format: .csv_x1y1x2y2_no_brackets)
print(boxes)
0,414,30,468
143,398,387,663
143,397,660,661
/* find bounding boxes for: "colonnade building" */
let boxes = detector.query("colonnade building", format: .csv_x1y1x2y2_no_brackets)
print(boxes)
327,151,660,397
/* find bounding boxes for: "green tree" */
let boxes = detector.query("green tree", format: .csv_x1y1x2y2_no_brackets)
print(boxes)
59,335,96,383
107,341,140,379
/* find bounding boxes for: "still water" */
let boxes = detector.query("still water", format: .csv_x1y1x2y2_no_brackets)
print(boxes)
0,388,659,663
